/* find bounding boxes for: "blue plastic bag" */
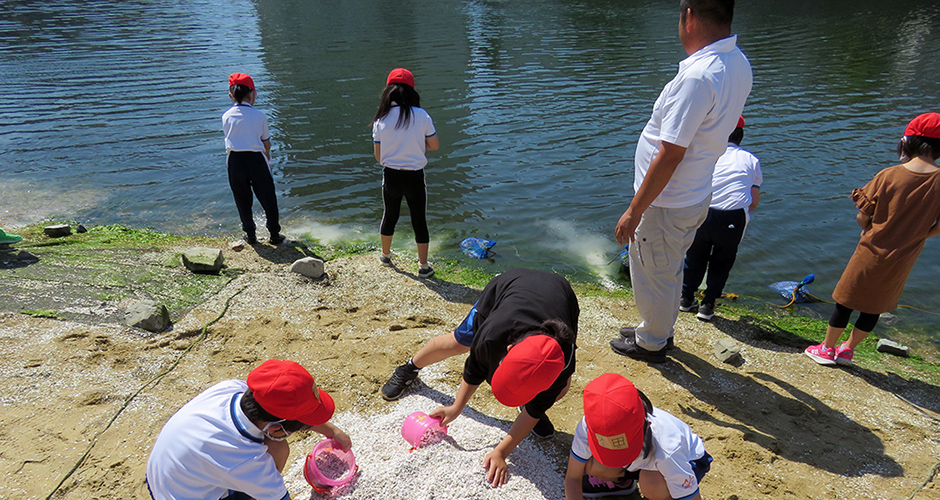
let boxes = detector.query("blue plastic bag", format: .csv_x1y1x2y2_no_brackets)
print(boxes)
460,237,496,259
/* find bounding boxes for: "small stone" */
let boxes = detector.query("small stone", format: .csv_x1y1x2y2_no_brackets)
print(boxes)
876,338,910,357
43,224,72,238
181,247,224,274
17,251,39,261
76,224,87,233
714,338,744,364
124,300,170,333
290,257,325,279
230,240,245,251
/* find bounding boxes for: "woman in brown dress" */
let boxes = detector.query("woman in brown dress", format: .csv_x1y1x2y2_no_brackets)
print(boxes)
805,113,940,366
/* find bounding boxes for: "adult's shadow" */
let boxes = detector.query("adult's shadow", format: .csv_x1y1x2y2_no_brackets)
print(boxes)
656,351,902,477
399,384,575,499
386,265,480,305
710,314,940,416
843,365,940,416
708,314,809,353
250,240,319,265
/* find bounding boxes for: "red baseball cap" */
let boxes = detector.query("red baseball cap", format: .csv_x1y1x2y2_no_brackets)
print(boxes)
491,335,565,407
583,373,646,468
229,72,255,90
737,116,746,129
905,113,940,140
247,359,335,425
386,68,415,88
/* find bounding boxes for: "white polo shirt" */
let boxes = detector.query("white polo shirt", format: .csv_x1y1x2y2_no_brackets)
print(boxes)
223,103,270,153
710,143,762,211
372,105,436,171
570,407,707,500
146,380,290,500
634,35,753,208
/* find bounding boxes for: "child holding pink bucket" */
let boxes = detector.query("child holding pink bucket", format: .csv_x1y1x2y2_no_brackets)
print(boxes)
805,113,940,366
564,373,711,500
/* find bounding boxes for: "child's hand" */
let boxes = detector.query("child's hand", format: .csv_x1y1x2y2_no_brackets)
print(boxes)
483,450,509,488
332,428,352,451
429,405,461,426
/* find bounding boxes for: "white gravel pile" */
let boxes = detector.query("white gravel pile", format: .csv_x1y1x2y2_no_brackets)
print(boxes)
283,388,567,500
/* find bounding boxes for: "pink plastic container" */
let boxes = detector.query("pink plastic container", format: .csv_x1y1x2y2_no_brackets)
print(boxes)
303,438,357,490
400,411,448,448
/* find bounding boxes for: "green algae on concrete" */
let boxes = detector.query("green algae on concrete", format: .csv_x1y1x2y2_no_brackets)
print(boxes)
0,223,238,327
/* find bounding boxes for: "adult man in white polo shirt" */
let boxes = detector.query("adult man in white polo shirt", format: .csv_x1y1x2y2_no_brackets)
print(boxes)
611,0,752,363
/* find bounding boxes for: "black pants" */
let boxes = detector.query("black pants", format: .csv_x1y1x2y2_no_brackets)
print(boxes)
380,167,429,243
227,151,280,238
682,208,747,305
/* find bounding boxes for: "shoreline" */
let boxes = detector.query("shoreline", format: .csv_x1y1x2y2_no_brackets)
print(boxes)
2,224,939,499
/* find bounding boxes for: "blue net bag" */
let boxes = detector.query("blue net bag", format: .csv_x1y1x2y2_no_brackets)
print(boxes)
460,237,496,259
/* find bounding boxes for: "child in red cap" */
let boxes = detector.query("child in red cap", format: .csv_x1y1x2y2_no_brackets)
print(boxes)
372,68,440,277
381,268,578,487
223,72,285,246
565,373,711,500
146,359,349,500
805,112,940,366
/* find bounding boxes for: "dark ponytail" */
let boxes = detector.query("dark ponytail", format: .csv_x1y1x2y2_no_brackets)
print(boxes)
230,84,253,104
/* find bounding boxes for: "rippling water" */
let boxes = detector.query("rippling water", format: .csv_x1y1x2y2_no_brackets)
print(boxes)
2,0,939,346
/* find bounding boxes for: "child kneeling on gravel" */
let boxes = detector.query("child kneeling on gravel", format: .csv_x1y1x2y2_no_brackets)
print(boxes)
564,373,712,500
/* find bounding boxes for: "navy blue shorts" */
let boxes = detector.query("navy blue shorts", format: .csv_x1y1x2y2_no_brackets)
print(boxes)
453,302,479,347
223,492,252,500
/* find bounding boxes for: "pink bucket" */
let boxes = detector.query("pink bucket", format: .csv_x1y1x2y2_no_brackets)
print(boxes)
303,438,357,491
400,411,448,448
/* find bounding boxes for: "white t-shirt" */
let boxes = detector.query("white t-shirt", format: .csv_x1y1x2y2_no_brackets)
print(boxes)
710,143,762,211
372,105,436,170
146,380,290,500
570,408,707,500
634,35,753,208
223,103,270,153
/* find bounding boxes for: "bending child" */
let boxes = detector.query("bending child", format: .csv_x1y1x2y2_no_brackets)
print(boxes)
381,268,578,487
147,359,350,500
805,112,940,366
565,373,711,500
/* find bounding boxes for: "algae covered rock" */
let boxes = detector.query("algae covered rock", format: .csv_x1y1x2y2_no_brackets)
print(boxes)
181,247,224,274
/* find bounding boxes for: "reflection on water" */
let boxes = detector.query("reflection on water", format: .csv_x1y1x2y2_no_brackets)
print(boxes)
1,0,939,345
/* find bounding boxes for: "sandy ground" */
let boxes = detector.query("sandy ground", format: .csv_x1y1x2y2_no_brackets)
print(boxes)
2,244,940,500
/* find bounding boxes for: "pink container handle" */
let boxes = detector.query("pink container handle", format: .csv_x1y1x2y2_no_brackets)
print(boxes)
303,438,357,488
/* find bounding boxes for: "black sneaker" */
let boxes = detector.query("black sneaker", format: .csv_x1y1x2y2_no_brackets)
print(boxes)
619,327,674,351
244,234,258,245
381,363,419,401
679,297,699,312
269,233,286,245
582,475,637,498
610,336,667,363
417,265,434,278
531,415,555,439
697,302,715,321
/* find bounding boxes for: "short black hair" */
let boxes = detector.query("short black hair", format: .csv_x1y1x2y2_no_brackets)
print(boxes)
240,389,307,433
680,0,735,27
229,84,253,104
728,127,744,145
898,135,940,162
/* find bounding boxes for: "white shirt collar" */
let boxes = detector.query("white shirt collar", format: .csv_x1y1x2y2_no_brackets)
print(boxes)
679,34,739,71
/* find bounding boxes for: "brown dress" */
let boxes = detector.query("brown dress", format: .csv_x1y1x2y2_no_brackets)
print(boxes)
832,164,940,314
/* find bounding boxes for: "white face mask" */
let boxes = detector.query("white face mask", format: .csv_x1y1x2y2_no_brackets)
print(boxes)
261,420,292,442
